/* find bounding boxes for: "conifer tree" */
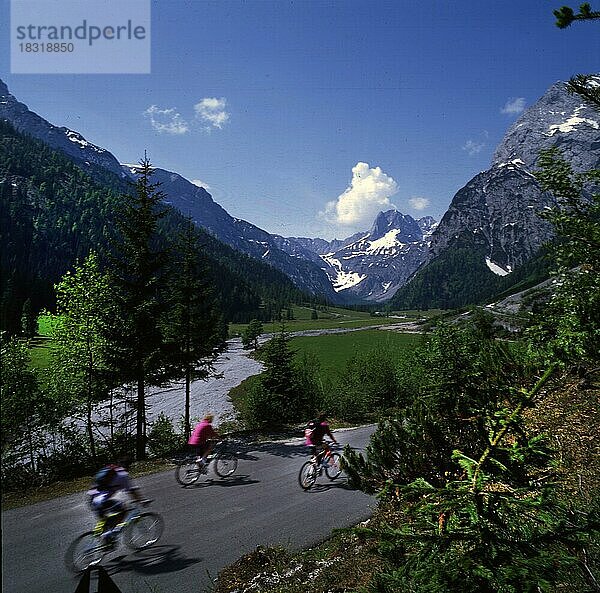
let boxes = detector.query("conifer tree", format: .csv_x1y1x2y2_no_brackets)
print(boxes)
161,218,227,438
242,319,263,350
106,156,169,460
354,368,599,593
553,5,600,108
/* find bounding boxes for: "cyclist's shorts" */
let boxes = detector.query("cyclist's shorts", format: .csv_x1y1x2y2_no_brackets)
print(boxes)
90,492,124,517
189,443,211,457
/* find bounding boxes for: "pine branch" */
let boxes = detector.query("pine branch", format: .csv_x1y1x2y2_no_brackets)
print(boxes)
470,366,556,491
554,4,600,28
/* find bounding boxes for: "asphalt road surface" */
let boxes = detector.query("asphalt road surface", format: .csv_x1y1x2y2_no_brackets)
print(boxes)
2,426,376,593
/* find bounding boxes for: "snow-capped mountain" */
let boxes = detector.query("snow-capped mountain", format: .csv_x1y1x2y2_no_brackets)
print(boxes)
428,78,600,277
0,79,339,301
0,80,128,179
285,210,437,302
120,165,340,300
389,77,600,309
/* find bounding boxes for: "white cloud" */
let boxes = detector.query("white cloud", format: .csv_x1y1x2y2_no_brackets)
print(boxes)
409,197,430,211
462,139,486,155
320,162,398,227
144,105,189,135
500,97,526,115
194,97,230,130
191,179,211,190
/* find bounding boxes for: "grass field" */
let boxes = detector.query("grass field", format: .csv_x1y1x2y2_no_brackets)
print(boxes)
290,329,423,377
229,305,444,337
26,314,56,370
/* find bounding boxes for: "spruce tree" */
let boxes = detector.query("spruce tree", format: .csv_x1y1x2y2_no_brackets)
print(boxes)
161,218,227,438
105,156,169,460
242,319,263,350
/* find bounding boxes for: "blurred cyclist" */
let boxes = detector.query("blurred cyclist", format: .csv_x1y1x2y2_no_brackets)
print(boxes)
87,456,143,543
188,413,219,472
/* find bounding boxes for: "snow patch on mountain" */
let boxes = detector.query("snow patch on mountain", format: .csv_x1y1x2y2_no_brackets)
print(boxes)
321,254,367,291
366,229,405,253
547,106,599,136
485,257,512,276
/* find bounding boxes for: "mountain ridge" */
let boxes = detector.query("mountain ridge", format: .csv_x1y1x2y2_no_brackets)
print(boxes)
390,76,600,309
0,79,340,302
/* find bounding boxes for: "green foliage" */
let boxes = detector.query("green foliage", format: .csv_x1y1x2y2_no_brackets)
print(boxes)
554,3,600,28
343,324,536,493
240,330,321,428
161,218,227,437
327,347,400,422
242,319,263,350
0,333,77,490
147,413,186,458
48,251,116,459
1,335,44,454
529,149,600,364
104,157,171,460
352,370,599,593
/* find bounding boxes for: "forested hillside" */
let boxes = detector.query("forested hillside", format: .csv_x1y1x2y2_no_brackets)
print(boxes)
390,234,551,310
0,119,306,332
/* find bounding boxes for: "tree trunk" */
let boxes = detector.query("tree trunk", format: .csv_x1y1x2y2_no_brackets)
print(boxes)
136,373,146,461
109,389,114,453
185,365,191,439
86,363,97,460
86,398,96,461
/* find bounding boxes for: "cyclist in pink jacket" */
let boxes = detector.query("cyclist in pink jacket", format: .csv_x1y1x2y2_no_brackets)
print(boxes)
188,414,219,472
306,412,338,464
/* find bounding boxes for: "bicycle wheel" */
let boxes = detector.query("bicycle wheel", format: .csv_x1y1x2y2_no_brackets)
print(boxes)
214,452,238,477
175,458,200,486
123,512,164,550
325,453,342,480
298,461,318,490
65,531,106,573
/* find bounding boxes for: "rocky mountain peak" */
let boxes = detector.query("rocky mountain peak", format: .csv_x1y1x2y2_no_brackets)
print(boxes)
369,210,422,242
493,77,600,172
422,77,600,288
0,78,127,177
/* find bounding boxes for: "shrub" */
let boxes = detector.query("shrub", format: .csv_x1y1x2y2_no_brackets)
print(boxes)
147,413,185,458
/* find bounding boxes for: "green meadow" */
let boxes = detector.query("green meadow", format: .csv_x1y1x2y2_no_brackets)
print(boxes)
229,305,442,337
290,329,422,377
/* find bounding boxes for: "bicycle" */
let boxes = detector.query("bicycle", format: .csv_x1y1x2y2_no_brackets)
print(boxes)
175,440,238,486
298,442,343,490
65,499,164,573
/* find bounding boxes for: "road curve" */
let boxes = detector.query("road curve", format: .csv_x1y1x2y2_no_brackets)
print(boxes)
2,425,375,593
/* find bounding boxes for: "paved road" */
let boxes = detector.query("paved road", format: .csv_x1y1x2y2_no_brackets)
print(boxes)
2,426,375,593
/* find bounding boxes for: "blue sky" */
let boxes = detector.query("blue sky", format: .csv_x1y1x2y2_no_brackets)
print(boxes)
2,0,599,239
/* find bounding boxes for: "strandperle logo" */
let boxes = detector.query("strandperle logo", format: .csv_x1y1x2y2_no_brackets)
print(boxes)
11,0,151,74
15,19,147,46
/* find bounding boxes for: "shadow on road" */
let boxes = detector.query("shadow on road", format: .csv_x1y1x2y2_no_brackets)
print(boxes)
103,544,201,576
251,441,310,459
302,479,356,493
182,474,260,490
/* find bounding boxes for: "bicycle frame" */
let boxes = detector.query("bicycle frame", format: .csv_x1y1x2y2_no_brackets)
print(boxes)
93,502,142,537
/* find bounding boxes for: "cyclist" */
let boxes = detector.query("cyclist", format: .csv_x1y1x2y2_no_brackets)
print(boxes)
305,412,339,468
87,457,143,543
188,413,219,472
